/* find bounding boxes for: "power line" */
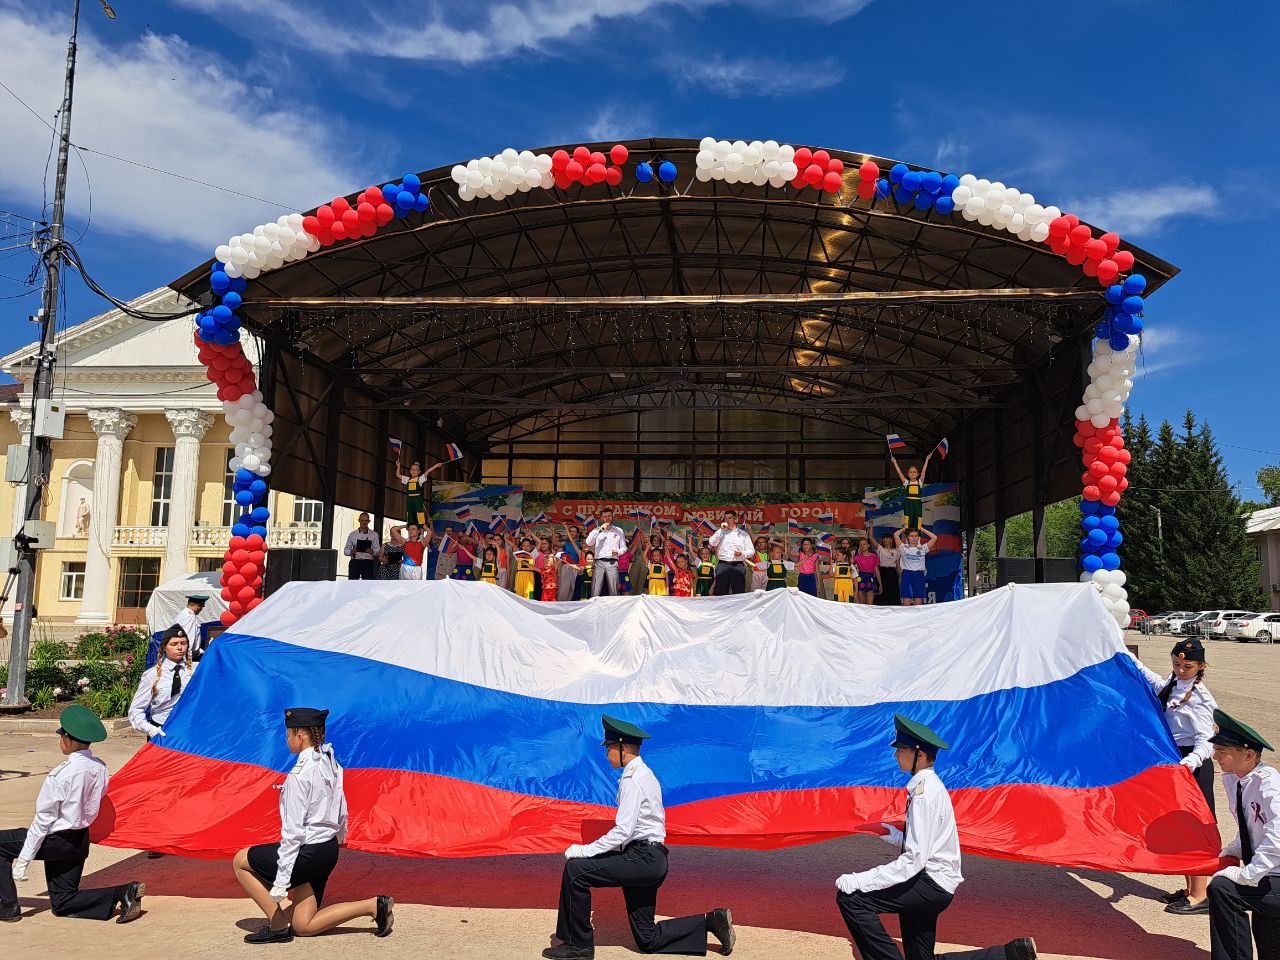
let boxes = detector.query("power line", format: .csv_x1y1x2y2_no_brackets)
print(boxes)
71,144,296,209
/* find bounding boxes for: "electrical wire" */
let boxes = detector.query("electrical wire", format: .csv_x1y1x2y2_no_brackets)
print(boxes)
70,144,296,209
59,241,201,320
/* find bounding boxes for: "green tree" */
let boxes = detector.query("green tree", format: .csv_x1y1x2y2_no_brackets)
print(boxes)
1258,464,1280,508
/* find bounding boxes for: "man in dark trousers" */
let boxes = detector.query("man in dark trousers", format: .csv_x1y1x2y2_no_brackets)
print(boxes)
546,715,736,959
706,511,754,596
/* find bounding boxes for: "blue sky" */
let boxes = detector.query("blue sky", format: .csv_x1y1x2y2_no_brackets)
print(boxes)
1,0,1276,497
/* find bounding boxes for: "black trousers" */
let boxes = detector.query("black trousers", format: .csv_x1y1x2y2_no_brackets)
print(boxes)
348,558,377,581
1209,874,1280,960
712,561,746,596
837,871,954,960
0,827,124,920
556,842,707,954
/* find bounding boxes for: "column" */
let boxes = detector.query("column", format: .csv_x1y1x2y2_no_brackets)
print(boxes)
164,409,213,580
7,408,32,536
76,409,136,625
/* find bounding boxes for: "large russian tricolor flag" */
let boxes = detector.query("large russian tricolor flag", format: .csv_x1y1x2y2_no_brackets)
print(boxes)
94,581,1220,874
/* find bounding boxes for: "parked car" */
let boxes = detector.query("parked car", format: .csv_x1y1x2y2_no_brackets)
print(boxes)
1206,611,1258,638
1145,611,1180,635
1128,609,1149,631
1227,613,1280,643
1184,611,1228,637
1163,612,1202,636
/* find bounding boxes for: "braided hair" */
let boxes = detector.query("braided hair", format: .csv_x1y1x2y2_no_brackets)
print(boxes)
1158,663,1207,709
151,630,192,697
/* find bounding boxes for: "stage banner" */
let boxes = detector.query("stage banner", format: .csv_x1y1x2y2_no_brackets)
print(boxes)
521,493,865,541
431,482,524,535
863,481,963,603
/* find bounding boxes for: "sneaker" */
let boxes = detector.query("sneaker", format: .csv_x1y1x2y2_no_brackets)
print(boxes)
706,907,736,955
244,924,294,944
117,882,145,924
1005,938,1038,960
375,895,394,937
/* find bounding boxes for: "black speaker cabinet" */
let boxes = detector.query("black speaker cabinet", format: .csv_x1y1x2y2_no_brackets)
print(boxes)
265,548,338,597
996,557,1079,585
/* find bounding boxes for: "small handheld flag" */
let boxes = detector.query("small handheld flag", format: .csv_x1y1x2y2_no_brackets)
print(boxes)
439,532,454,552
816,542,832,556
573,510,588,524
886,433,906,450
758,522,773,534
445,442,464,462
455,506,472,521
934,437,950,459
670,533,688,553
389,437,403,458
816,509,834,524
584,515,598,532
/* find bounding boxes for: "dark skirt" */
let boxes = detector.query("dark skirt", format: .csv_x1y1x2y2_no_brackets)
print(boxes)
247,837,340,905
797,572,818,596
1178,745,1216,817
379,561,402,581
876,565,900,605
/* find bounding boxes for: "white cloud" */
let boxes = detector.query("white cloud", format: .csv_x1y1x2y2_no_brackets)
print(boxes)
1067,185,1220,238
1136,324,1198,378
931,137,968,171
671,55,846,98
585,105,656,142
0,8,364,251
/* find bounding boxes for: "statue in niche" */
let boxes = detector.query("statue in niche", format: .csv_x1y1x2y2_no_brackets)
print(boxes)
75,497,91,536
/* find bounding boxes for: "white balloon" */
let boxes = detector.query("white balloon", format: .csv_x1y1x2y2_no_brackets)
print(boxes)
780,161,798,180
477,156,493,173
695,166,713,182
699,136,716,151
1030,222,1050,242
256,463,272,477
228,456,243,471
712,140,730,161
1079,571,1095,583
288,212,304,231
242,454,260,471
952,185,972,205
965,196,986,213
223,261,243,278
762,139,779,160
501,147,518,164
958,173,977,187
1091,412,1111,428
215,244,233,263
696,150,713,169
535,153,553,173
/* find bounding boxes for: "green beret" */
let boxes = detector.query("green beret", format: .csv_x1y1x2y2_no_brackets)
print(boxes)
1210,709,1273,752
186,595,209,604
891,714,949,755
57,704,107,744
601,714,651,746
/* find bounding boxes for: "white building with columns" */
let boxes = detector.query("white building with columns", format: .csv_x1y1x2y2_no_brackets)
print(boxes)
0,288,360,629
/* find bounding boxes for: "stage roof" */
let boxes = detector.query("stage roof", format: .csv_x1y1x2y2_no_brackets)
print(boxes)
169,138,1178,530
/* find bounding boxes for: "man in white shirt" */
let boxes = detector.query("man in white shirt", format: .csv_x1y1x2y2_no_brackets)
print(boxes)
585,507,627,597
1207,709,1280,960
548,715,736,959
343,513,382,581
707,511,755,596
835,715,1037,960
0,705,144,923
174,594,208,658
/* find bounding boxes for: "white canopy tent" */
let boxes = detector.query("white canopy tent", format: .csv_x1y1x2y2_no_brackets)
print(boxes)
145,571,226,635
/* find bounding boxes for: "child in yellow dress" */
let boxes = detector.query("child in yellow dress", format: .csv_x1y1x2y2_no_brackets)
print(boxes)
825,548,855,602
645,548,669,596
479,546,499,585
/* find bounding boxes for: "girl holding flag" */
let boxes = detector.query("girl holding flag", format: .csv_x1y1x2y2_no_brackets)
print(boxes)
506,534,538,600
449,530,479,582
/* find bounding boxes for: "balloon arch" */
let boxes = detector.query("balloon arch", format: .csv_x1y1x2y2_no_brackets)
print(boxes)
195,139,1148,629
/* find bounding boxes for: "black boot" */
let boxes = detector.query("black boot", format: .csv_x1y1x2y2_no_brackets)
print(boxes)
244,924,294,944
706,907,736,955
116,882,145,923
375,895,394,937
541,944,594,959
1005,938,1038,960
0,901,20,922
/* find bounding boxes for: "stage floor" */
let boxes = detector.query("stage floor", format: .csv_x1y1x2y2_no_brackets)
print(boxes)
3,634,1274,959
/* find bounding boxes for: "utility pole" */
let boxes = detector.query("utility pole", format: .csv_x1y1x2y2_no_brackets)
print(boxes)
2,1,110,710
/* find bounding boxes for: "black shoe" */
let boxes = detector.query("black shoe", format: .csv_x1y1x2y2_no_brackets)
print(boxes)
1005,938,1038,960
706,907,736,955
1165,897,1209,915
145,850,165,859
0,901,20,922
1159,887,1188,903
116,882,145,923
375,895,394,937
541,945,594,959
244,925,294,944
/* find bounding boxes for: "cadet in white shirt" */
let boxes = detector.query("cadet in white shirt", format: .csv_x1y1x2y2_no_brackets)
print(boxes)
1134,637,1219,914
0,705,144,923
128,625,194,740
232,707,393,944
548,715,736,960
1206,709,1280,960
835,715,1038,960
707,510,755,596
586,507,627,597
174,594,208,659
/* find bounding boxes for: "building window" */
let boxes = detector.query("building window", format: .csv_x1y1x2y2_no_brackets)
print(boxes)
150,447,175,526
293,498,323,525
196,557,224,573
60,562,86,601
117,557,162,609
221,448,237,526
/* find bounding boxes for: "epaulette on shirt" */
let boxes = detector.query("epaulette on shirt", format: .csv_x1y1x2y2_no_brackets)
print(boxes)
290,755,308,775
914,781,928,797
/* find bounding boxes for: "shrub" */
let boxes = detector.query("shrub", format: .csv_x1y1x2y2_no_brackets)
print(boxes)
79,681,135,719
31,686,56,710
31,640,71,667
74,631,111,660
0,663,7,690
25,661,70,695
79,658,123,691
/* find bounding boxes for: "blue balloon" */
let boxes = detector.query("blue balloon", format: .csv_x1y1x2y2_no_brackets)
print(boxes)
382,184,399,204
396,190,415,210
214,329,237,346
210,271,230,293
889,162,908,184
893,185,913,204
921,171,943,195
222,291,243,310
235,489,254,506
1095,321,1112,340
197,328,216,343
940,174,960,194
251,525,269,538
1080,498,1101,514
1082,515,1101,531
229,277,248,294
250,506,270,523
212,304,233,321
198,313,216,330
235,468,255,484
901,170,922,192
1079,537,1095,553
913,192,933,211
1128,316,1144,334
402,173,422,194
413,193,430,213
1105,284,1125,305
1111,314,1134,335
934,195,955,215
1109,332,1130,351
1120,295,1144,315
658,161,677,183
1122,274,1147,295
1101,552,1121,571
1087,528,1107,547
635,162,653,183
1096,504,1116,517
1100,514,1120,532
248,479,267,497
232,522,251,538
392,204,410,219
1107,531,1124,548
1082,554,1103,573
875,179,891,198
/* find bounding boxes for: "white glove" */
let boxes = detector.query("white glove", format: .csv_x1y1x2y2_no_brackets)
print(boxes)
564,844,587,860
1178,755,1197,769
880,823,904,846
835,873,859,895
148,725,165,738
269,884,290,902
12,858,30,882
1212,865,1245,885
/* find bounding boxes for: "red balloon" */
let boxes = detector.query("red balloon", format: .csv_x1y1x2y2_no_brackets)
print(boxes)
859,160,879,181
553,173,572,190
793,147,812,168
1116,448,1132,464
1077,420,1097,437
804,163,823,186
230,535,247,550
1110,461,1127,478
222,561,236,576
1064,214,1080,228
811,150,830,168
551,149,569,171
856,180,876,201
248,596,264,611
1070,224,1091,244
357,201,375,222
1072,433,1086,448
1112,249,1135,271
1088,460,1108,478
252,576,263,589
822,171,843,193
791,175,806,190
331,197,351,214
227,573,247,590
330,220,347,239
220,611,238,626
1115,478,1129,493
1084,238,1107,260
237,585,257,603
1097,445,1118,463
826,157,844,174
1066,246,1088,266
1048,217,1069,238
588,162,606,183
341,209,360,231
249,551,266,566
1102,490,1122,506
610,145,629,166
1100,232,1120,254
589,151,605,167
375,203,394,225
566,160,584,181
232,548,250,564
230,600,245,615
246,534,265,549
604,166,623,186
221,587,234,602
302,215,320,235
1083,485,1101,501
316,206,335,227
1097,260,1119,284
1097,475,1118,492
572,146,590,164
1050,234,1071,255
1081,258,1100,277
241,562,259,580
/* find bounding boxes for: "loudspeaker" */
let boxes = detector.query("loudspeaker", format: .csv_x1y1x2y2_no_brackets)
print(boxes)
265,548,338,597
996,557,1079,585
